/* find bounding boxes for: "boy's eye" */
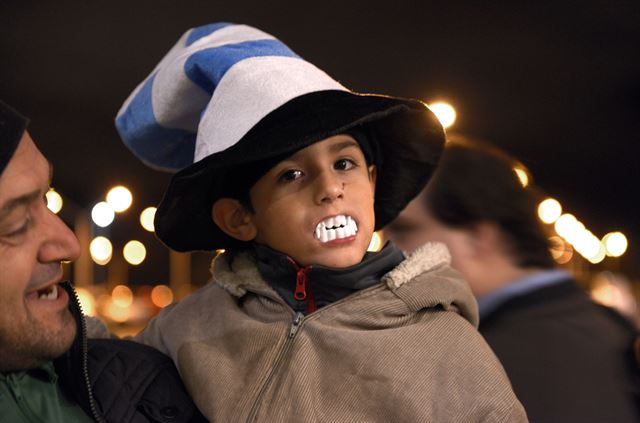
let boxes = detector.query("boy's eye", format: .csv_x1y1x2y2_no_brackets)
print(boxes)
334,158,356,171
279,169,304,182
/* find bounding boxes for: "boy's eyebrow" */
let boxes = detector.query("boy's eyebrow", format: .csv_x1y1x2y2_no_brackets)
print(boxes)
330,139,360,153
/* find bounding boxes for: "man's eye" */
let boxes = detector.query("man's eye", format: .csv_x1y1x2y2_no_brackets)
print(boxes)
334,159,356,171
4,221,30,238
279,169,304,182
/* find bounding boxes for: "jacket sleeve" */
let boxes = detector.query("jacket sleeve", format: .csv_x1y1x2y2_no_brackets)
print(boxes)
87,339,207,423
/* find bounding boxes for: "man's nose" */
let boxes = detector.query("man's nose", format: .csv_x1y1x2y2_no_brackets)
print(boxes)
314,171,344,205
38,206,81,263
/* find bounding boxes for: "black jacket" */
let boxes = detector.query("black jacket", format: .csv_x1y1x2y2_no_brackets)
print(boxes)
54,282,207,423
480,279,640,423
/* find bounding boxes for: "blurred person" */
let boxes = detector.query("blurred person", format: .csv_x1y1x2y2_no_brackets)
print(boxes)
0,100,204,422
385,138,640,422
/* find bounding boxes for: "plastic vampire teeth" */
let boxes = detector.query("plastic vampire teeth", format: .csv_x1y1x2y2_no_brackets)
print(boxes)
315,215,358,242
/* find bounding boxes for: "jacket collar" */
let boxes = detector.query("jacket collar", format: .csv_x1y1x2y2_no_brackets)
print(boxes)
212,241,451,299
252,242,405,313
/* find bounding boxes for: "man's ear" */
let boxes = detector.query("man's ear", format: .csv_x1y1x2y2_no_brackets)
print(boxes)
469,221,501,257
211,198,257,241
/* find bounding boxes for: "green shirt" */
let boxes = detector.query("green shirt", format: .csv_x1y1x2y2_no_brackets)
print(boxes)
0,361,94,423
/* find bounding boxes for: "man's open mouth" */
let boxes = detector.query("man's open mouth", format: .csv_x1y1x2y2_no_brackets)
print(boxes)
28,284,60,301
315,214,358,243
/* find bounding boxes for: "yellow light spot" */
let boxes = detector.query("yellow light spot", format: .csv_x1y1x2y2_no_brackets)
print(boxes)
513,167,529,188
140,207,157,232
151,285,174,308
89,236,113,265
368,231,383,252
587,242,606,264
428,102,457,129
123,240,146,265
91,201,115,227
46,189,63,214
554,214,577,240
112,284,133,308
106,185,133,213
603,232,628,257
75,287,96,316
573,229,600,259
105,298,131,323
538,198,562,224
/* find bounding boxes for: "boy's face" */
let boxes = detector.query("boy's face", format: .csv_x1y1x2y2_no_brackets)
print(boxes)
248,134,376,268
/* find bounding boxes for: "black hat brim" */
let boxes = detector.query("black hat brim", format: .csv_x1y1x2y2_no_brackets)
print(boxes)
155,90,445,252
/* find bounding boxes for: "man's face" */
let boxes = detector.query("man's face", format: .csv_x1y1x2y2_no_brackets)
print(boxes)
248,134,377,268
0,132,81,372
385,192,475,281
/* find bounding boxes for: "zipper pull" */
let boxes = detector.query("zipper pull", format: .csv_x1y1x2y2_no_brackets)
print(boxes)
294,266,310,301
289,312,304,338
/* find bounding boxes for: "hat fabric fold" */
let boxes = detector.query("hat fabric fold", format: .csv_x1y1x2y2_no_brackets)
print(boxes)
116,22,445,251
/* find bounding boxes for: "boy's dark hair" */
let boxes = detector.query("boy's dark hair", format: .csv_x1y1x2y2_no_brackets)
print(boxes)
424,138,555,269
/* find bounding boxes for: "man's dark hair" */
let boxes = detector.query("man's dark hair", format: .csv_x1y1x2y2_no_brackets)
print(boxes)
424,138,555,269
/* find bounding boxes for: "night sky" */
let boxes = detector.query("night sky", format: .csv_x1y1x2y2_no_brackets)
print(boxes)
2,0,638,281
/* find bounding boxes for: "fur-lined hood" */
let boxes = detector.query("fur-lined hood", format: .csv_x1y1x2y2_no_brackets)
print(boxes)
212,242,479,327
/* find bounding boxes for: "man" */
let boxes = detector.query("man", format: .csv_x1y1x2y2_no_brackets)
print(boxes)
0,99,204,422
384,138,640,422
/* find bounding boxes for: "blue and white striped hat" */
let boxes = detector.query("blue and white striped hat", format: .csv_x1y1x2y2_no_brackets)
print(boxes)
116,22,445,252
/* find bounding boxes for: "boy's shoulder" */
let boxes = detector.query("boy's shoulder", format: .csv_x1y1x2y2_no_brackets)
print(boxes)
382,242,479,327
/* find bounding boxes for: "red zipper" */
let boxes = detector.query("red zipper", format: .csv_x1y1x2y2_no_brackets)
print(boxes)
288,258,316,314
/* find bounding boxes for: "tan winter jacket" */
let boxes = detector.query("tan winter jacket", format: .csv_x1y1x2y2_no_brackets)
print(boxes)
136,243,528,422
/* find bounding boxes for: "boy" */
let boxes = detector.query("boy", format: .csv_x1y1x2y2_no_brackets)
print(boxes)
116,23,528,422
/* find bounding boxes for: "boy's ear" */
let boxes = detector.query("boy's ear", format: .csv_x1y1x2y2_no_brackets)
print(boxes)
368,164,377,188
211,198,257,242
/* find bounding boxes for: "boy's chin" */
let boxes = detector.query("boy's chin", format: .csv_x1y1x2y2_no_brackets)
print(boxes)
298,248,367,269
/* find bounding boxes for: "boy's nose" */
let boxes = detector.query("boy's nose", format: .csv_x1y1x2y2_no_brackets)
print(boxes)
314,172,344,204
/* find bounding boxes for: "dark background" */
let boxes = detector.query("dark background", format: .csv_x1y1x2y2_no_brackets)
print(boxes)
1,0,638,282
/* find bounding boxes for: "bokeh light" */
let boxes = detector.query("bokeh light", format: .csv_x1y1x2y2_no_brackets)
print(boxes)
112,284,133,308
603,232,628,257
587,242,606,264
106,185,133,213
46,189,63,214
89,236,113,265
151,285,174,308
548,236,573,264
75,287,96,316
140,207,157,232
513,167,529,188
428,102,457,129
91,201,115,227
123,240,146,265
538,198,562,224
368,231,383,252
554,213,578,240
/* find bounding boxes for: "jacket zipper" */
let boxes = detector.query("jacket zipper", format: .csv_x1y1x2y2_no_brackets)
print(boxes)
240,282,388,422
245,311,305,422
64,281,105,423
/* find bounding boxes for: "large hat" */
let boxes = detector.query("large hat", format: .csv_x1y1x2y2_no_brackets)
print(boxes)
116,23,445,252
0,100,29,177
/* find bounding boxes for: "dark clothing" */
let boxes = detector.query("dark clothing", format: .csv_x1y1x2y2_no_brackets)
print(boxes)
480,278,640,423
254,241,405,314
54,282,206,423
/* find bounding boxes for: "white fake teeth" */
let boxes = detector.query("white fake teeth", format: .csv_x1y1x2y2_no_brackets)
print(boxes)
315,215,358,242
37,284,59,300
